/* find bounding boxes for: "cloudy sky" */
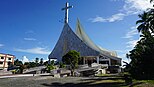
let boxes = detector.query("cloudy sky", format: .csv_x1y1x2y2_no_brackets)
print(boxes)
0,0,153,62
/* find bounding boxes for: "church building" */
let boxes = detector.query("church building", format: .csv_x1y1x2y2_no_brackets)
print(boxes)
49,2,121,72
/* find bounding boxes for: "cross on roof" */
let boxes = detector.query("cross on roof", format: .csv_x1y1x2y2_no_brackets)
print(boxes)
62,2,73,24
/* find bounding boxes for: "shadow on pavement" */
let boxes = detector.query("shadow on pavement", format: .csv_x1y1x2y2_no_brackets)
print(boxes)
42,82,125,87
41,78,126,87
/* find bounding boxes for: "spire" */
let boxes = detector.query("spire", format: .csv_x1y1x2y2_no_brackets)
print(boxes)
62,2,73,24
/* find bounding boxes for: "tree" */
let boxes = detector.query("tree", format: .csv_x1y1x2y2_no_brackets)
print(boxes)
46,60,55,73
43,61,48,66
62,50,80,76
35,58,39,63
136,12,151,33
24,62,38,68
127,1,154,79
59,62,66,68
136,12,154,33
40,58,43,66
136,0,154,34
14,59,23,66
35,58,39,66
148,9,154,33
150,0,154,3
127,32,154,79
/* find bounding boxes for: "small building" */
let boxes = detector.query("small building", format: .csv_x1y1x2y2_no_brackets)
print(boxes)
0,53,15,69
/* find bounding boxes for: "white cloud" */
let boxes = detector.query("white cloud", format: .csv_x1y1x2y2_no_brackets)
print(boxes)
122,26,138,39
90,13,125,23
115,49,131,66
22,56,29,64
122,26,139,57
115,50,125,53
25,30,35,34
89,0,153,23
108,13,125,22
122,26,139,50
89,16,106,22
126,39,138,49
43,59,49,62
24,38,36,41
123,0,154,14
0,44,4,47
116,49,130,57
14,47,50,55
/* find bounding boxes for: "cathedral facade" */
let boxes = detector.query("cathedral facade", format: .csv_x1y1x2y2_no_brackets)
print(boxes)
49,20,121,67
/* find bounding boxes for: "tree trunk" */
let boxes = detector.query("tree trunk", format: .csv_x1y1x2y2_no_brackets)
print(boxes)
71,69,75,76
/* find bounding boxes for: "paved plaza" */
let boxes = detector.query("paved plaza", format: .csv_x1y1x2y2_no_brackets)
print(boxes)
0,75,154,87
0,76,125,87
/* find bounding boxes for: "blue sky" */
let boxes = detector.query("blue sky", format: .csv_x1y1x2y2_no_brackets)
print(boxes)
0,0,153,63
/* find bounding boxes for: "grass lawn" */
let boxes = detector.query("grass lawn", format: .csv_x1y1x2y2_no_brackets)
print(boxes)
95,74,154,87
130,80,154,87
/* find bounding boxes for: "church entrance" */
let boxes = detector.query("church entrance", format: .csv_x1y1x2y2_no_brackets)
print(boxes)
87,59,92,67
80,56,97,67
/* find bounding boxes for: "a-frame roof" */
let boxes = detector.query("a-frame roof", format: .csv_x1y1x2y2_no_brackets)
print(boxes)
75,19,121,61
49,23,99,61
49,20,121,62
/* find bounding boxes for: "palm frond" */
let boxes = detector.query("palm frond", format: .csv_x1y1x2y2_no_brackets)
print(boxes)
136,20,144,24
150,0,154,3
137,24,145,32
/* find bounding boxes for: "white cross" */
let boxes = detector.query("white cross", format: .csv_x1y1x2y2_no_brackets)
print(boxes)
62,2,73,24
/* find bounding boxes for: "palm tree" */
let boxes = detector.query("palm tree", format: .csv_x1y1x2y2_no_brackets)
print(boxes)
136,0,154,34
136,10,154,34
149,9,154,33
148,0,154,33
126,0,154,79
136,12,151,33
